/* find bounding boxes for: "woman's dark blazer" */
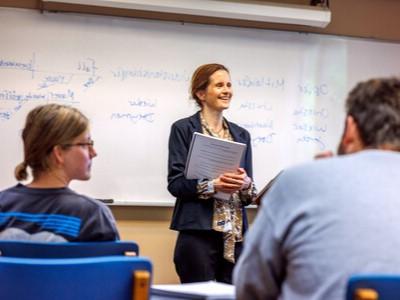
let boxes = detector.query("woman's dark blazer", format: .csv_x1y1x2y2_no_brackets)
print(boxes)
168,111,253,232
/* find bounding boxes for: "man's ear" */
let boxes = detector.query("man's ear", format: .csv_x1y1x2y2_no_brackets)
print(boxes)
341,115,364,154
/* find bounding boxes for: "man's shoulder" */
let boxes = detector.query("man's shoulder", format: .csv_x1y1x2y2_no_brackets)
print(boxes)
266,155,353,199
273,150,397,199
289,150,398,175
286,152,358,175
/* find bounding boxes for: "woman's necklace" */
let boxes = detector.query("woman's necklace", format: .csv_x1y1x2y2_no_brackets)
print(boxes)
209,126,224,136
200,112,226,138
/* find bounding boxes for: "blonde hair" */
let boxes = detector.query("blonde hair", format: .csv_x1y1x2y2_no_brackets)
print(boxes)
15,104,89,181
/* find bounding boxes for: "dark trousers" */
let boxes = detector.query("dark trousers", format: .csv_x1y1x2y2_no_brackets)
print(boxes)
173,230,242,284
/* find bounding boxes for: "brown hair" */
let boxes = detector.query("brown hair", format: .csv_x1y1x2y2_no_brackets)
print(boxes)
190,63,229,107
15,104,89,181
346,77,400,149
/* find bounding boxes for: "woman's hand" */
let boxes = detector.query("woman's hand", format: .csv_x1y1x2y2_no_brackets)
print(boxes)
213,168,251,194
314,150,334,159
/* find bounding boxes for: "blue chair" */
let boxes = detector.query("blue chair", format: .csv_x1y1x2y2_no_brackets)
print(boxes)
0,255,152,300
346,275,400,300
0,240,139,258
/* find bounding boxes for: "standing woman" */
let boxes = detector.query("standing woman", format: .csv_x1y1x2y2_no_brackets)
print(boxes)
0,103,119,242
168,63,256,283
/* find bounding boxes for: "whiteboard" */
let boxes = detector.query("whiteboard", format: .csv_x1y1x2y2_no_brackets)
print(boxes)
1,8,400,205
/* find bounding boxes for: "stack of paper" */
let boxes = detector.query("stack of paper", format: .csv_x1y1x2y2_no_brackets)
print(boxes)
151,281,235,299
184,132,246,200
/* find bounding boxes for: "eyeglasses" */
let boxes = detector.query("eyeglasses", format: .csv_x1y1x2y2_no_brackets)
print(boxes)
62,140,94,149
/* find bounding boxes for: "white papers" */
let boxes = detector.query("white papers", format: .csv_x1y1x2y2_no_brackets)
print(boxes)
151,281,235,299
184,132,246,200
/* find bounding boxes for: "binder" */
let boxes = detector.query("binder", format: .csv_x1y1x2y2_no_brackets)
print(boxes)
184,132,246,180
254,170,283,205
184,132,246,200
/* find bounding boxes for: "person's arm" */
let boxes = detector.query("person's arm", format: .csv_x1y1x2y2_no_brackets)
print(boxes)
234,203,284,300
238,130,257,205
199,170,254,200
239,179,257,205
167,122,199,198
211,167,256,204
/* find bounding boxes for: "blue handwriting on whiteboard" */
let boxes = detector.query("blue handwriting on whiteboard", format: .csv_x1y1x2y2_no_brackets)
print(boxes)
111,68,190,82
296,135,326,150
83,76,101,89
252,133,276,146
78,58,101,89
0,89,76,104
0,103,24,121
78,58,98,76
48,90,76,103
240,120,274,130
239,101,272,111
237,76,285,90
0,111,12,121
110,112,155,123
0,53,36,78
0,90,45,101
128,98,157,108
293,122,327,133
298,83,328,96
38,74,73,89
293,107,328,119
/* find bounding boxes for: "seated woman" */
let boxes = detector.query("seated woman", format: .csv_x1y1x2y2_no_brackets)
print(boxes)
0,103,119,242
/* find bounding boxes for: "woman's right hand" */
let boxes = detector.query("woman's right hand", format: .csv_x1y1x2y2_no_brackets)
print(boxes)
213,168,249,194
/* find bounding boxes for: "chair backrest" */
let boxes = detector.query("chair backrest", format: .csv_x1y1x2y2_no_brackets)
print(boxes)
0,240,139,258
0,255,152,300
346,275,400,300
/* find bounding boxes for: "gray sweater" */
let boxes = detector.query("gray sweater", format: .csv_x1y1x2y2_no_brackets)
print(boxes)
234,150,400,300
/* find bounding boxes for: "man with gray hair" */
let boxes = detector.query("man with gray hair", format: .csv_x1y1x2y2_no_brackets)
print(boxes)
234,77,400,299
